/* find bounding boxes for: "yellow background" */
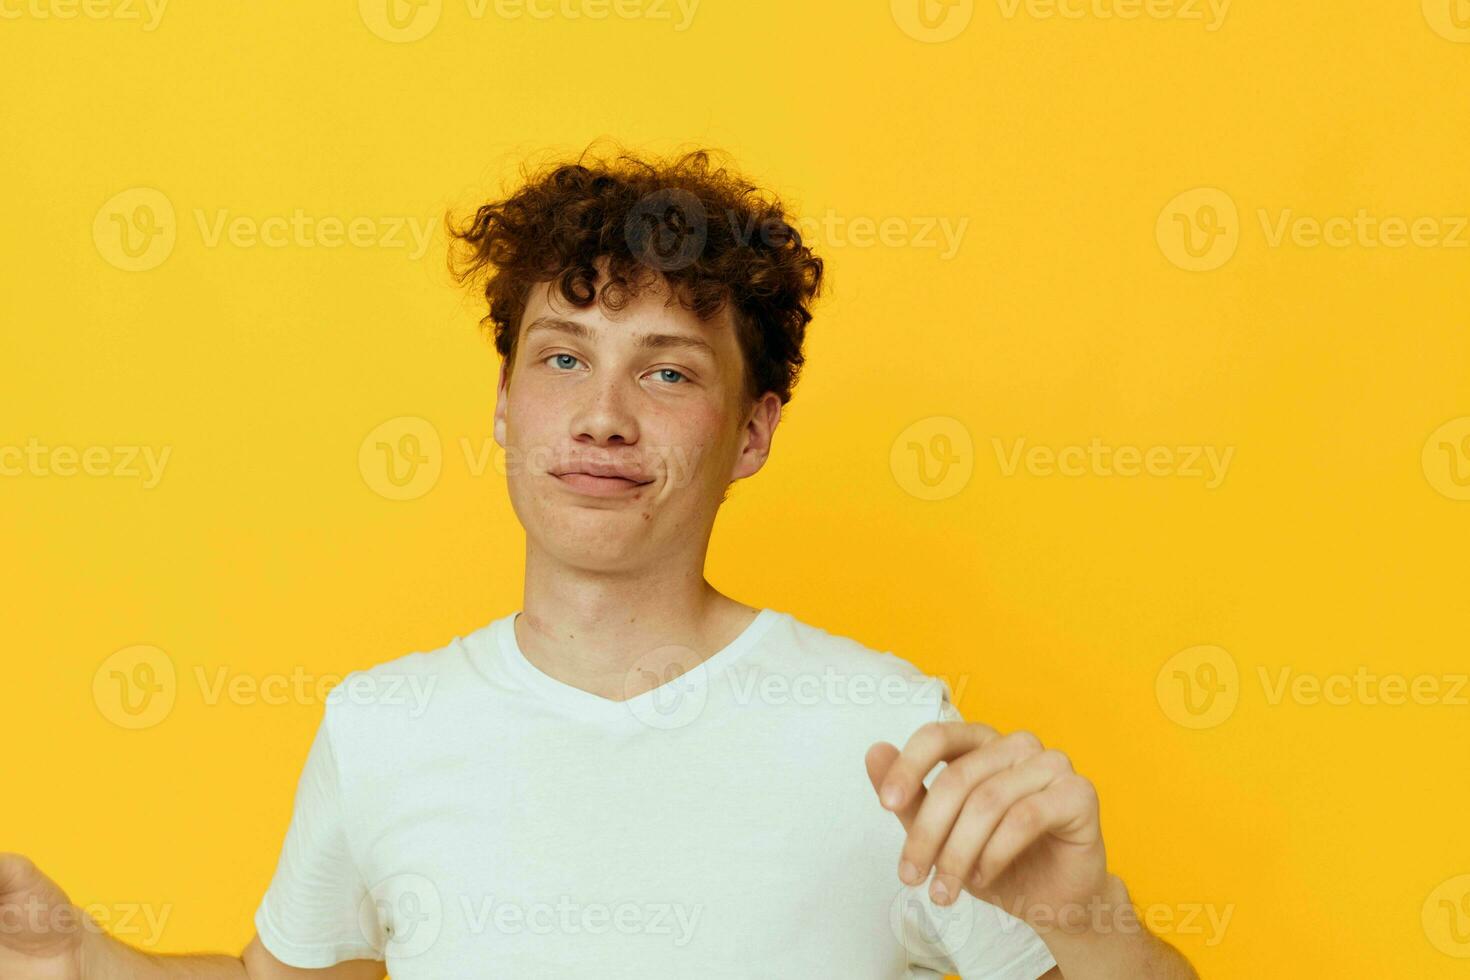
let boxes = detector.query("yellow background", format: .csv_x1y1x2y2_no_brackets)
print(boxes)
3,0,1469,976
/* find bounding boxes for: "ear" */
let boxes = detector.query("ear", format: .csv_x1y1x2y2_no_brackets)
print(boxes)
731,391,783,482
493,358,510,448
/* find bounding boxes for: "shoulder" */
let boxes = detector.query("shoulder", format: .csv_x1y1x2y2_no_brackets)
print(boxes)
317,622,494,746
766,610,953,693
748,610,957,736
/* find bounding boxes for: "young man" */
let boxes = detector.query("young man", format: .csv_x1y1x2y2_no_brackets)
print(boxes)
0,148,1198,978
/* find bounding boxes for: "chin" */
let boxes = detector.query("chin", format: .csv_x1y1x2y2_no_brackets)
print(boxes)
544,536,648,572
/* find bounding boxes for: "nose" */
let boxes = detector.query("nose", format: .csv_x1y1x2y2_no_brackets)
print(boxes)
571,373,640,446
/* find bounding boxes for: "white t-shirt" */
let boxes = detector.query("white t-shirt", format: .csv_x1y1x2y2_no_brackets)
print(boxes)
253,607,1058,979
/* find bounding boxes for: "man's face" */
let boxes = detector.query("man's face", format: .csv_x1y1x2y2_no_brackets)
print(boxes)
494,260,781,572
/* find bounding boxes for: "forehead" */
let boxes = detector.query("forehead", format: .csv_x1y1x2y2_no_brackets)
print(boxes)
519,270,738,359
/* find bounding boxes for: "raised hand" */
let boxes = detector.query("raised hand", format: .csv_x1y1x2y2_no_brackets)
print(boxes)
0,852,86,980
865,721,1106,921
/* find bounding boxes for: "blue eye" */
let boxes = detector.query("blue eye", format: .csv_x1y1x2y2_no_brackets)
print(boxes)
543,354,686,384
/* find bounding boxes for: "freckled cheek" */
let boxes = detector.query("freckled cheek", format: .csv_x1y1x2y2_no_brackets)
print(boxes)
650,408,725,491
661,447,734,506
507,382,555,424
504,392,561,460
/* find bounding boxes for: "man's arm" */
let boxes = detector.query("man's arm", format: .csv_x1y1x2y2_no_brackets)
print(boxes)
866,714,1200,980
1028,874,1198,979
0,853,383,980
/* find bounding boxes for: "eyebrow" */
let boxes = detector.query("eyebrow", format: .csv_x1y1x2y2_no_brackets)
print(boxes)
523,316,718,360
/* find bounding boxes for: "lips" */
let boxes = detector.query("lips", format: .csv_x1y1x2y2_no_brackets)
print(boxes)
550,462,653,498
551,461,652,483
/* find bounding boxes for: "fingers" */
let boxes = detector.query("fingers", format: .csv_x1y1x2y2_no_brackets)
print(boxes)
904,742,1066,892
875,719,1000,817
0,852,37,894
870,722,1102,910
865,742,927,828
970,773,1099,890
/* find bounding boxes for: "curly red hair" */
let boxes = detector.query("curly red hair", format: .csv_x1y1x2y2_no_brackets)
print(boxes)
446,144,824,408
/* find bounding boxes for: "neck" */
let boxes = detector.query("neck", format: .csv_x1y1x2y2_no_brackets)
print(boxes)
514,541,758,702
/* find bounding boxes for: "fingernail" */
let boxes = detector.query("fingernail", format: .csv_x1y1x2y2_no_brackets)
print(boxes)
881,784,902,808
899,861,920,884
930,878,951,905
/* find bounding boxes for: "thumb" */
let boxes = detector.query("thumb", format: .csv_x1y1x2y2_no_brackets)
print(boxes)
0,853,85,959
864,742,924,830
0,852,47,896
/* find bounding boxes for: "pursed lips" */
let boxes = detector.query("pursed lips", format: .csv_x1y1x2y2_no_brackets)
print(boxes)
550,467,653,497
